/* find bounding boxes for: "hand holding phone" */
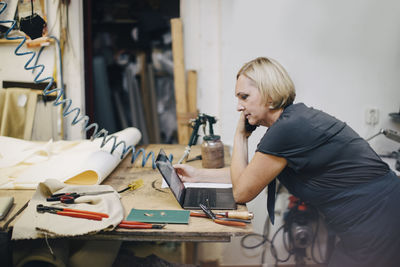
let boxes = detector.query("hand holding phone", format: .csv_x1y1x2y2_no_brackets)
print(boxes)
245,119,258,133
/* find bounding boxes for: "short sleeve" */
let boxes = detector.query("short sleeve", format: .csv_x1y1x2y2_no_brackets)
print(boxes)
256,103,346,169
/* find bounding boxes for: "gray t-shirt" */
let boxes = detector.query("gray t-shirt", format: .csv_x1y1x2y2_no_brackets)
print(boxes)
256,103,389,189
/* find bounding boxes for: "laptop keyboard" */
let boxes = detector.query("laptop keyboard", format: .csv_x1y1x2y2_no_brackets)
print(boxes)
189,188,217,207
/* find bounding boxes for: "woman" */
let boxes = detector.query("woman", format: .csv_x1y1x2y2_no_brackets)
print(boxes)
174,57,400,267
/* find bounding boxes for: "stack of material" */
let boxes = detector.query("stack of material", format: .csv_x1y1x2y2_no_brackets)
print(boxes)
0,127,141,189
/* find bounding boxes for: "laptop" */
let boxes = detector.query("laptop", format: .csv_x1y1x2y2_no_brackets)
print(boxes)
155,149,237,210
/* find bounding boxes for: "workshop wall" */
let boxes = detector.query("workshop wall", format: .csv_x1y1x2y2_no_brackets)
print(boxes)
182,0,400,266
0,0,85,141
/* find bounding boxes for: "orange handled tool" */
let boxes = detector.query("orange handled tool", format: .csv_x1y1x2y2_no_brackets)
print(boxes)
61,207,109,218
36,204,108,221
190,211,251,224
118,220,165,229
199,204,247,227
212,218,246,227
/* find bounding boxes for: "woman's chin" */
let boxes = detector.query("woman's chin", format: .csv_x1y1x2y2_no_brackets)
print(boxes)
248,119,255,125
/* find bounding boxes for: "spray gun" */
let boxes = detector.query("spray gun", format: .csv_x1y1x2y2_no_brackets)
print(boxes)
203,114,217,136
177,113,223,165
177,113,208,164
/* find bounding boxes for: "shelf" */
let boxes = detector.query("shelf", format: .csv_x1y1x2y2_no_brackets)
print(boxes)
0,37,54,48
0,39,21,44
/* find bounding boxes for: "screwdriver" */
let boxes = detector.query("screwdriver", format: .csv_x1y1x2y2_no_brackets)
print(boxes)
118,179,144,193
190,211,253,223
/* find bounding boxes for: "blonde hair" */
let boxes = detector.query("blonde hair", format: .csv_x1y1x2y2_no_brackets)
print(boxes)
236,57,296,109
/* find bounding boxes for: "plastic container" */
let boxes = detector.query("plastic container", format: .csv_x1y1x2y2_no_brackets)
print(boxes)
201,135,224,168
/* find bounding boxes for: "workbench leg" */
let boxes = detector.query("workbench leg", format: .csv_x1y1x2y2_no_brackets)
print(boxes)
183,242,198,264
197,243,222,267
0,230,12,267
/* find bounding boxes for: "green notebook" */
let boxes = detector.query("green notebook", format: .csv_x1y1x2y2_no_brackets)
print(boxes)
126,208,190,224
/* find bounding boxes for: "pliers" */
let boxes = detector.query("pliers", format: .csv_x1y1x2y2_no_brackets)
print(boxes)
199,203,247,227
36,204,109,221
46,190,114,204
118,220,165,229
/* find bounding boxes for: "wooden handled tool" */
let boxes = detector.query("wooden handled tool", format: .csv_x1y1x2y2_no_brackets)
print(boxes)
216,211,254,220
199,204,247,227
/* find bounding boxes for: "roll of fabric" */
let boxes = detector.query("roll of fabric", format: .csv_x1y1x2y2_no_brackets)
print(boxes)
0,127,142,189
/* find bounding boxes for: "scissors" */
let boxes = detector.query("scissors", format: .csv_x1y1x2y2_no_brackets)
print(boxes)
46,190,114,204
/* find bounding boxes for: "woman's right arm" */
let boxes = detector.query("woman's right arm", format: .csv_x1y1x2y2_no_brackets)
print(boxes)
230,112,287,203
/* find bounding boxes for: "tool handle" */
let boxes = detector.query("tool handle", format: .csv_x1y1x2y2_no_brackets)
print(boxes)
57,211,103,221
214,219,246,227
119,220,151,225
190,212,208,218
63,208,109,218
118,223,152,229
224,211,254,220
46,196,61,201
60,196,76,204
191,212,230,220
118,221,165,229
47,193,79,202
49,193,65,198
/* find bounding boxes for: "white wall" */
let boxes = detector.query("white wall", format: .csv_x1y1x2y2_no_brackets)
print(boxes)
0,0,85,140
182,0,400,265
61,0,86,140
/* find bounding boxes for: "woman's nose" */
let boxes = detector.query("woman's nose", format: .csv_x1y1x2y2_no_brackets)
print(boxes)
237,102,244,112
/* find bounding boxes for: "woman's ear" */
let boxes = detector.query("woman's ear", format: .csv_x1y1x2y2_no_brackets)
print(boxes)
267,99,274,109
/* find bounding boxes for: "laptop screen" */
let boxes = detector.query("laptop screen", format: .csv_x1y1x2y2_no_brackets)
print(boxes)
155,149,185,203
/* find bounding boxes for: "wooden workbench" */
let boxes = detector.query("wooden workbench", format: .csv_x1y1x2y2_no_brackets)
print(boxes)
1,144,253,243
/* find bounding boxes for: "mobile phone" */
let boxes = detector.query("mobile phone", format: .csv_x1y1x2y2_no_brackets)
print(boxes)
0,196,14,220
245,119,258,133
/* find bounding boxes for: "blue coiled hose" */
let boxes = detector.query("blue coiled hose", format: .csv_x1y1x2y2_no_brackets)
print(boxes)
0,2,172,168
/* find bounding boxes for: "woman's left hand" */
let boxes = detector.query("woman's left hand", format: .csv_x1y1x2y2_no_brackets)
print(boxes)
173,164,202,183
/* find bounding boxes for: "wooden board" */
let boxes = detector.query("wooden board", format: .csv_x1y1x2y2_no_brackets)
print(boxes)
171,18,189,145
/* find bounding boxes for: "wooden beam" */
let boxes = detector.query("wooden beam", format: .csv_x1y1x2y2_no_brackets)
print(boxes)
137,52,155,143
171,18,189,144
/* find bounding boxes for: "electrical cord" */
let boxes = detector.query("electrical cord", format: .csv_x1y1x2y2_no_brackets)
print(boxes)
270,224,292,265
310,217,327,265
0,1,173,168
240,198,328,266
240,232,270,250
